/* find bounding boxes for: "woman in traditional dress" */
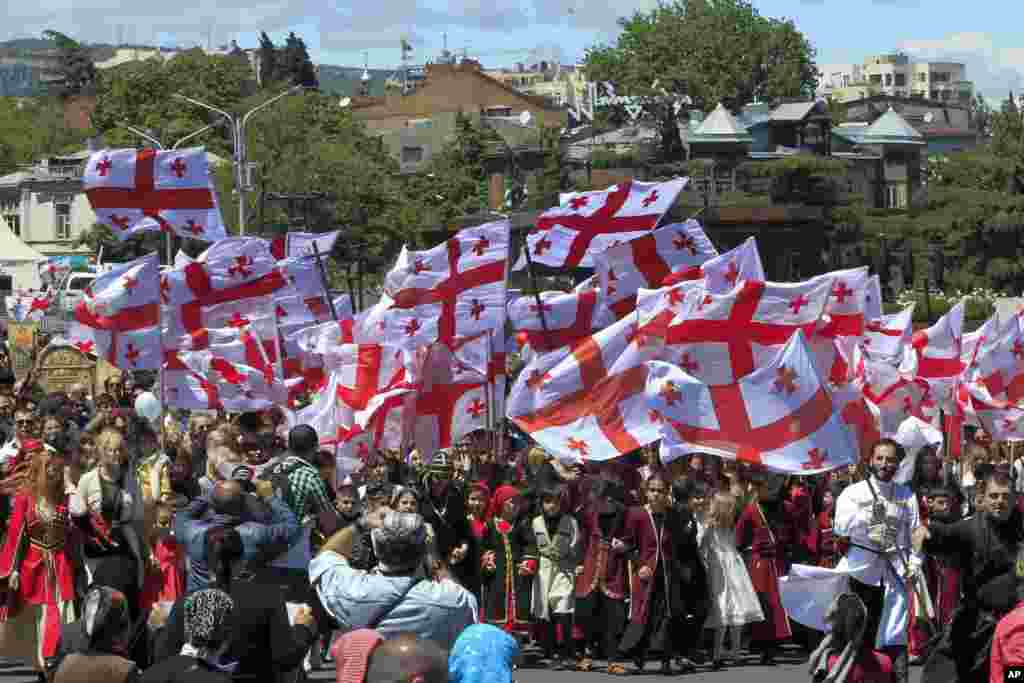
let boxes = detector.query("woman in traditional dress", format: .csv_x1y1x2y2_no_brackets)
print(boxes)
0,440,80,677
480,485,537,636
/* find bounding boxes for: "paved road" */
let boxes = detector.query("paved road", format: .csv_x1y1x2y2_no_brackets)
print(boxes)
0,651,927,681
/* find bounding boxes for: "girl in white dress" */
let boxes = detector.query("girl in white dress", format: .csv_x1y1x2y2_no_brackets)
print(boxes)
700,491,765,668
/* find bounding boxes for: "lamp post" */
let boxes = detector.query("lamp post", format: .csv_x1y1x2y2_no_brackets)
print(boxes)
173,84,304,235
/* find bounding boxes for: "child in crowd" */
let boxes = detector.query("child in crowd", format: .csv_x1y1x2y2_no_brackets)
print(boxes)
481,485,537,637
140,502,185,611
530,485,581,670
700,491,764,669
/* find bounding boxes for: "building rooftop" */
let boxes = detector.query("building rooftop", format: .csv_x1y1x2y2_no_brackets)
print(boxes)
689,103,753,144
862,108,926,145
770,101,819,122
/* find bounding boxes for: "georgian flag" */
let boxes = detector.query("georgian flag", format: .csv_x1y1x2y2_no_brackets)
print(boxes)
68,253,161,370
178,330,286,412
507,311,664,463
270,230,341,259
507,288,615,361
525,178,688,269
39,257,72,289
966,315,1024,404
911,300,966,408
412,342,488,456
594,219,717,318
662,276,833,386
83,147,227,242
863,305,914,358
647,330,859,474
865,274,884,321
382,220,510,347
854,345,938,435
663,236,765,294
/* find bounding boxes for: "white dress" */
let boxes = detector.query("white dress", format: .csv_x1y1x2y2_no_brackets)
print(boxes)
700,527,764,628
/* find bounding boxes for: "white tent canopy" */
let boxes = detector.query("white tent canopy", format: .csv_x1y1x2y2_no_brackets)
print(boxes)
0,216,47,290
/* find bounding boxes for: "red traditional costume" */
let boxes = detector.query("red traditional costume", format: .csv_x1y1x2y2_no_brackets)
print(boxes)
817,508,839,568
480,486,538,635
0,493,79,667
140,535,185,610
736,500,792,651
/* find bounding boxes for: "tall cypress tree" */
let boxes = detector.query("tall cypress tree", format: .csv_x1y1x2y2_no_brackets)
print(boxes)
258,32,277,85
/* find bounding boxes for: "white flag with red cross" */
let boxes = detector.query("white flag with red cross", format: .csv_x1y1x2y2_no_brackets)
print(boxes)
508,288,615,361
382,220,509,347
963,315,1024,404
647,329,859,474
636,281,707,334
161,352,226,410
269,230,341,260
854,345,938,435
275,293,351,329
38,257,72,289
507,311,664,463
808,266,871,385
594,219,717,318
68,253,161,370
863,305,914,359
525,178,688,269
412,342,490,456
834,385,882,463
661,277,833,386
83,147,227,242
178,329,286,412
445,330,508,429
961,315,1000,377
910,299,966,410
663,236,765,293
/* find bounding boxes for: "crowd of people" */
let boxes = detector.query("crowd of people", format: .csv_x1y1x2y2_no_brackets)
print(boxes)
3,359,1024,683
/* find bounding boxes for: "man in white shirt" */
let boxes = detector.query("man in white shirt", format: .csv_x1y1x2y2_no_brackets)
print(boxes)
0,405,37,467
834,438,922,683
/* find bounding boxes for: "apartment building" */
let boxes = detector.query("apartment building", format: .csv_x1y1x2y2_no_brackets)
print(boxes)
818,53,974,104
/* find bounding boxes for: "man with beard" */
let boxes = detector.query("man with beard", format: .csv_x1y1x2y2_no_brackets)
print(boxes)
186,412,216,487
913,468,1023,683
835,439,921,683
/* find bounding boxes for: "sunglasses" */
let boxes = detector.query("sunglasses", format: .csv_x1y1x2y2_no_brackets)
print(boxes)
16,419,34,427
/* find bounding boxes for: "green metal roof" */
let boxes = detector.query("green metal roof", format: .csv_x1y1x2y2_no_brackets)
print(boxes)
689,103,753,144
861,108,926,146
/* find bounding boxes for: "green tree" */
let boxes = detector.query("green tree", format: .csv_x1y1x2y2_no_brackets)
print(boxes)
258,32,278,85
41,30,97,98
0,96,90,174
528,126,566,210
584,0,816,161
281,32,318,89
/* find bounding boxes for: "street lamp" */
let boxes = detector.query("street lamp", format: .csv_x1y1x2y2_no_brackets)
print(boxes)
173,84,305,235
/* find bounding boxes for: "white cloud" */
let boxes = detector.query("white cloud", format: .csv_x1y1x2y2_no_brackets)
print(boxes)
898,32,1024,98
3,0,657,53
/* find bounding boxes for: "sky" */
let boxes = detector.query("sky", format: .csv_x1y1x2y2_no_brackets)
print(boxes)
4,0,1024,97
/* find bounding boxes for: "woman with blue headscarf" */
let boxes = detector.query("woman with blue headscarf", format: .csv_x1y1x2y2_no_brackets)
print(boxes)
449,623,520,683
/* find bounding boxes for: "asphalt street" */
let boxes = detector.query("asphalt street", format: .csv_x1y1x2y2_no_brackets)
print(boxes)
0,651,928,681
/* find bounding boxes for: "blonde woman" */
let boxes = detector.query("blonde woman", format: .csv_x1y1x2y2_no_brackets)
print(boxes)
70,427,151,605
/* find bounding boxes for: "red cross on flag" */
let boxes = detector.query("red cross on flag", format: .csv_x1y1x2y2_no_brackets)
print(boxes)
382,220,509,347
178,330,285,412
526,178,688,269
647,329,859,474
161,352,224,410
808,266,871,385
275,293,351,328
69,253,161,370
911,299,965,408
594,219,717,318
964,316,1024,404
83,147,228,242
960,381,1024,442
853,345,938,435
412,342,488,455
863,305,914,359
636,280,707,334
662,277,833,386
507,312,665,463
507,288,615,361
663,236,765,294
446,330,509,427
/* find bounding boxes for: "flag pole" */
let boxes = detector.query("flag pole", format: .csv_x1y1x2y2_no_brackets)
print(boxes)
521,234,552,337
311,241,339,322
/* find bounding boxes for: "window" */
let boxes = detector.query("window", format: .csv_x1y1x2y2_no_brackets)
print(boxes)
55,200,71,240
869,74,882,85
401,146,424,164
884,73,893,86
932,71,950,83
917,72,928,83
894,74,906,87
0,198,18,237
886,184,907,209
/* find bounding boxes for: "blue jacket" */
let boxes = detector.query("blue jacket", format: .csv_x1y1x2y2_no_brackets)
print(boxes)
176,494,301,594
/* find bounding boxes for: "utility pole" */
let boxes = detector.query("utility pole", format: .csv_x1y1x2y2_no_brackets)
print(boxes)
174,84,304,235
